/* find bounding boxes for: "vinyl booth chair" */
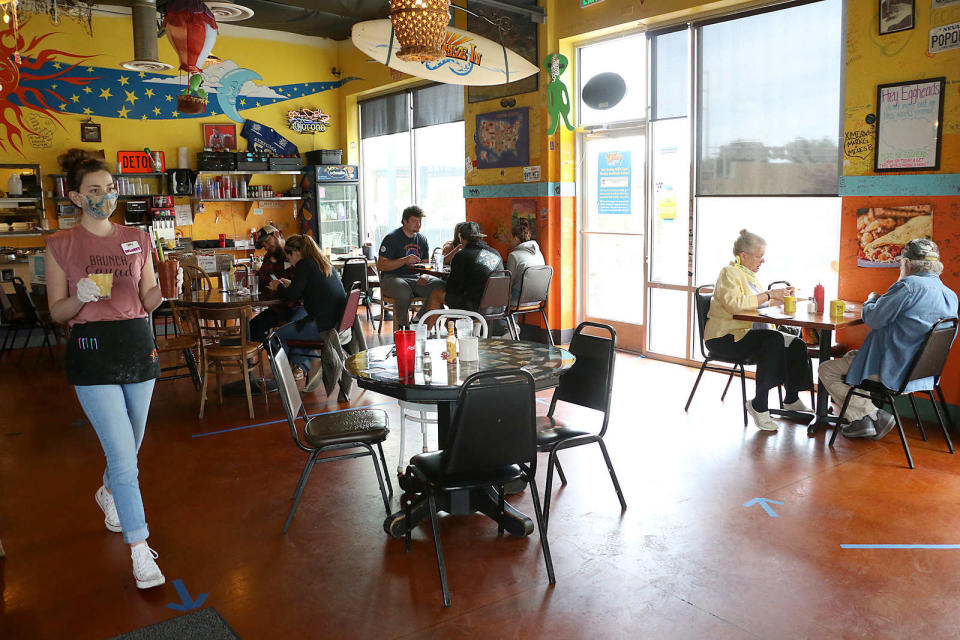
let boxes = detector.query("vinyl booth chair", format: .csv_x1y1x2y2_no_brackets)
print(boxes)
829,317,959,469
537,321,625,529
400,369,555,607
508,264,554,345
267,335,392,533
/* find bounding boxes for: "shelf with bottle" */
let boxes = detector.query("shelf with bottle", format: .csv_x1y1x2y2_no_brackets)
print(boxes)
193,197,303,203
195,170,304,176
49,172,167,199
1,164,46,237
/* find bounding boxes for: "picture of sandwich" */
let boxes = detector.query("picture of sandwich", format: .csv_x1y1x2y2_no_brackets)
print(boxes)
857,205,933,267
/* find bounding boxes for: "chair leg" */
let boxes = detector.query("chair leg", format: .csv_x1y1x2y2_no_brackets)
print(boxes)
683,361,709,412
886,399,914,469
527,474,556,585
540,308,554,347
720,368,736,401
366,443,391,516
377,442,394,496
184,348,202,390
828,387,855,446
936,385,955,432
739,365,749,427
426,493,451,607
927,391,955,454
597,438,627,511
198,359,210,419
397,410,408,474
908,394,927,441
777,385,784,409
554,457,568,485
542,450,558,529
241,358,254,419
420,411,429,452
282,449,321,533
18,326,33,362
497,485,505,536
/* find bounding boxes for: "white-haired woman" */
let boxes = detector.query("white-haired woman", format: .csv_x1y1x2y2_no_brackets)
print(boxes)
704,229,812,431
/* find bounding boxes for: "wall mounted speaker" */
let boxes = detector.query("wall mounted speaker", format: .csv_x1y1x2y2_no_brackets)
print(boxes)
582,72,627,110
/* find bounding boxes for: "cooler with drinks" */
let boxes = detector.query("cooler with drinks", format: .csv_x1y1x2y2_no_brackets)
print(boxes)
298,165,360,256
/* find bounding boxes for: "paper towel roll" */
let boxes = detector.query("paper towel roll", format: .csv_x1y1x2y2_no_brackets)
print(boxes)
177,146,189,169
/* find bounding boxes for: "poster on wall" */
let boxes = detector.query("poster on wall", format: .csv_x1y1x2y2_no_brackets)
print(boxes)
874,77,944,171
856,205,933,267
467,0,539,103
879,0,915,34
597,151,631,215
475,108,529,169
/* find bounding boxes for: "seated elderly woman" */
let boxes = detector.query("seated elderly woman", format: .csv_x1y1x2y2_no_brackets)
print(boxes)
704,229,812,431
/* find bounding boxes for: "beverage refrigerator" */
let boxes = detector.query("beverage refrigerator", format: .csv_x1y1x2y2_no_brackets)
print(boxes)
298,165,360,254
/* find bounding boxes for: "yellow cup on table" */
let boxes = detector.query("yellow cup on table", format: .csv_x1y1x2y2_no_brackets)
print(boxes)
783,295,797,314
88,273,114,300
830,299,845,316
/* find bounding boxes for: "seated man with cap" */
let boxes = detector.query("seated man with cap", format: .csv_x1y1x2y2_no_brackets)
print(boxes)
426,221,505,329
819,238,958,439
250,224,298,344
377,205,445,331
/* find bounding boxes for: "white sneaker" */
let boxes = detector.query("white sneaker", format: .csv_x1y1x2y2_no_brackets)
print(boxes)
95,486,121,533
131,544,165,589
783,398,811,412
745,400,779,431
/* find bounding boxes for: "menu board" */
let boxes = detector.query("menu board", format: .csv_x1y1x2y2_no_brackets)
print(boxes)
874,77,945,171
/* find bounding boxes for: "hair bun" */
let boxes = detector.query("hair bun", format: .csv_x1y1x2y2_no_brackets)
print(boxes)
739,228,749,236
58,148,99,173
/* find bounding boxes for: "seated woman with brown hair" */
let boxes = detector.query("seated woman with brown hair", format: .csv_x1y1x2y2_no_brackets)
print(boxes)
506,219,544,305
705,229,812,431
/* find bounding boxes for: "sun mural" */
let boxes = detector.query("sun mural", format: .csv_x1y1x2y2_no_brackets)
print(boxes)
0,18,98,154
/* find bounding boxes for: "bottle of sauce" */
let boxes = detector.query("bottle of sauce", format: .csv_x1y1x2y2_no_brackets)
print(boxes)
814,283,825,313
445,321,457,363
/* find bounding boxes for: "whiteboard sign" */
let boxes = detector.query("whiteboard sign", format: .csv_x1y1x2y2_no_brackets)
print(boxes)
874,77,944,171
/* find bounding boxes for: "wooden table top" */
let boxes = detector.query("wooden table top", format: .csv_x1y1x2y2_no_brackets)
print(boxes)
175,288,287,307
733,302,864,330
410,263,451,279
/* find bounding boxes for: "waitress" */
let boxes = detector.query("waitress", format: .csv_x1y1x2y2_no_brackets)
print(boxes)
45,149,166,590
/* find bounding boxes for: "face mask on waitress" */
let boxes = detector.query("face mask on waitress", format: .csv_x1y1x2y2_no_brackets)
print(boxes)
82,192,119,219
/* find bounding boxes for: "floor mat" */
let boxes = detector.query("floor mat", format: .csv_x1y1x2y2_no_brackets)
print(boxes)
109,608,239,640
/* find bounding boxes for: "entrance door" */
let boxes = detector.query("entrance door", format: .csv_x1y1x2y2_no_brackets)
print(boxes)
580,129,646,351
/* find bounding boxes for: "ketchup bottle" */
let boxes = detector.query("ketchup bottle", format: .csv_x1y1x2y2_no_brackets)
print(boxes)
814,283,825,313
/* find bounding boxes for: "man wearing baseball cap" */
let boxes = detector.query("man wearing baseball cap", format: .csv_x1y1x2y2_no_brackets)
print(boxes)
819,238,958,440
250,224,298,344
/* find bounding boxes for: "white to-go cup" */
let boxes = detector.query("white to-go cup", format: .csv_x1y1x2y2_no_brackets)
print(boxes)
459,336,479,361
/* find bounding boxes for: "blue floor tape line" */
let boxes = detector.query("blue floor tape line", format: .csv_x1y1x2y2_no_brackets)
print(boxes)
841,544,960,549
191,401,398,438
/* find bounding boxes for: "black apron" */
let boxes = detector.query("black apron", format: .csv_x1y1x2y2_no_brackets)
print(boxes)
65,318,160,386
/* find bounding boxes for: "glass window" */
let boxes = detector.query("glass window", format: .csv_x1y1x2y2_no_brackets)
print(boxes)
652,29,688,120
578,34,646,126
695,197,842,298
649,117,690,284
697,0,842,195
361,131,412,245
414,121,466,250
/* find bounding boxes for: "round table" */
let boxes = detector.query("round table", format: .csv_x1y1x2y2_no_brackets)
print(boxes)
175,288,287,308
346,338,575,538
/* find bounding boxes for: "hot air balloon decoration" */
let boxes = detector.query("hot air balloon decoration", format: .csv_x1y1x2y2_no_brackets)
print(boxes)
162,0,218,114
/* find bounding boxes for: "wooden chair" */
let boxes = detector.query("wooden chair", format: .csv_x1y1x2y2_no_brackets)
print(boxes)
155,300,202,389
194,305,266,419
378,295,425,333
182,264,214,293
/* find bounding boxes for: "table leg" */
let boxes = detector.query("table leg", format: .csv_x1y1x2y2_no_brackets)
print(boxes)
382,401,534,539
807,328,833,436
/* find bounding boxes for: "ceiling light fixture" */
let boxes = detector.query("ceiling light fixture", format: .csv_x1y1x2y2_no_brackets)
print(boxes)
388,0,450,62
204,1,254,22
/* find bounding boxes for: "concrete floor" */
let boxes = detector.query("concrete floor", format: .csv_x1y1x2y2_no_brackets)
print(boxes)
2,322,960,639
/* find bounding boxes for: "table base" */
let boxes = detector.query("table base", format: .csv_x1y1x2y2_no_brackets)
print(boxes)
221,375,278,396
383,487,534,539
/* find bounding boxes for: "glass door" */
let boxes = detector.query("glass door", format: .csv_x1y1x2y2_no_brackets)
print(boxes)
580,129,646,351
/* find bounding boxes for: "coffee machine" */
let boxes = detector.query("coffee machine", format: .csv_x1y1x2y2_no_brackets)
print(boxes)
167,169,193,196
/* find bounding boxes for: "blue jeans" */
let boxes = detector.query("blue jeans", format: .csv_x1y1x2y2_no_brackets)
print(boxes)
275,307,326,372
75,379,155,544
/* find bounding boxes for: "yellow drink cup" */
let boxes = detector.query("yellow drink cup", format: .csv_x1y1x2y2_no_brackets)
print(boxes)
830,299,845,317
783,295,797,314
88,273,113,300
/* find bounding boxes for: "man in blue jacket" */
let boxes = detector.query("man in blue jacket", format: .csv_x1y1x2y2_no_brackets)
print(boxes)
819,238,958,439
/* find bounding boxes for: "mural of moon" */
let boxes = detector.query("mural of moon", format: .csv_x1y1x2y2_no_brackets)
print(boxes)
216,67,262,123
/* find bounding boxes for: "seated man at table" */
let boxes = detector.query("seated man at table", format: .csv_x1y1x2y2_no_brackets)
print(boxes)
377,205,445,331
819,238,958,439
426,222,504,330
250,224,298,344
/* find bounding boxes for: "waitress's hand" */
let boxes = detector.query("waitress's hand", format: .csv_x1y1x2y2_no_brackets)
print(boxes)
76,277,101,303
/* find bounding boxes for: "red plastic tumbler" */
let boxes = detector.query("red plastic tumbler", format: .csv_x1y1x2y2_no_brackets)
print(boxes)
394,329,416,377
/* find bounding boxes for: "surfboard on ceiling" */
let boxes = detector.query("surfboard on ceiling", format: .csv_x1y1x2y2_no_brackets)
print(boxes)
351,19,539,86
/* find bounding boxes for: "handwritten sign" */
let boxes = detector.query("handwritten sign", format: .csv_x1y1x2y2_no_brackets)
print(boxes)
843,128,874,160
875,78,945,171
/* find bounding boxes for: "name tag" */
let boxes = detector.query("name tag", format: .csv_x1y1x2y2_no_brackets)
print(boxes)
121,241,142,255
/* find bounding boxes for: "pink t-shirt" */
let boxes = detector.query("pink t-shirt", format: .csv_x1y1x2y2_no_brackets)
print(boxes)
46,223,151,326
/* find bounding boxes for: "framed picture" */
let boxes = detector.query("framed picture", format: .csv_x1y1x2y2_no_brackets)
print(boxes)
856,205,933,267
202,124,237,152
874,77,944,171
475,107,530,169
879,0,915,35
467,0,539,103
80,121,101,143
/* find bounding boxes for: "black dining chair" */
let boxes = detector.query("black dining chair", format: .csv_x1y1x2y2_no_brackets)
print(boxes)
537,321,624,529
508,264,554,345
10,277,58,363
267,335,392,533
829,317,958,469
340,257,374,324
477,269,513,338
401,368,554,607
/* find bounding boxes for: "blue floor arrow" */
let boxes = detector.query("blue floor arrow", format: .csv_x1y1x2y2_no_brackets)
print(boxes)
743,497,784,518
841,544,960,549
166,579,208,612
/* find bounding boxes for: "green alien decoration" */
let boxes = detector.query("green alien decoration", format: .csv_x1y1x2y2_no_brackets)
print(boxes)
186,73,208,100
545,53,574,135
